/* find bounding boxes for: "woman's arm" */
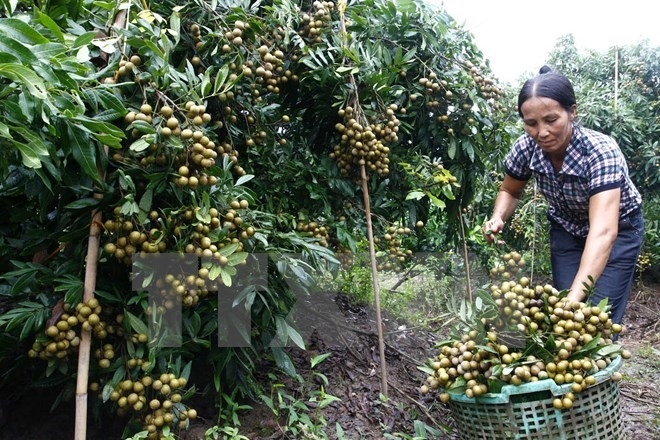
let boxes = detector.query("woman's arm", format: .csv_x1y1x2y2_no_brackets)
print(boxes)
565,188,621,301
483,174,527,242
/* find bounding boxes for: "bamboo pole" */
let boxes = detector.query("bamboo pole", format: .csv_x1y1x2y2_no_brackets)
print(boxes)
335,0,388,396
75,8,128,437
458,211,473,303
614,47,619,110
360,164,388,396
74,146,108,440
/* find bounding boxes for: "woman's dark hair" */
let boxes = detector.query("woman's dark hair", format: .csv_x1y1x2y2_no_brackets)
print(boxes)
517,65,576,117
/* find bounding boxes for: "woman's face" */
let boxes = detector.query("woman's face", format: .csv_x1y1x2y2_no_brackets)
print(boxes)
520,97,575,156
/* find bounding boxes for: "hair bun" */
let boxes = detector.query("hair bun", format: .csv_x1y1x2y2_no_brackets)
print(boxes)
539,65,552,74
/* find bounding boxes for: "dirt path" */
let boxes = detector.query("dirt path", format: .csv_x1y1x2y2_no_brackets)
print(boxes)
234,283,660,439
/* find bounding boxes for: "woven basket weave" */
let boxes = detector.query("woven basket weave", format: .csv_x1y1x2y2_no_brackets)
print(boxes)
447,356,623,440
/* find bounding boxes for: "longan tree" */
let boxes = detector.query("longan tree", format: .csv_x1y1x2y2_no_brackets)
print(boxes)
0,0,510,436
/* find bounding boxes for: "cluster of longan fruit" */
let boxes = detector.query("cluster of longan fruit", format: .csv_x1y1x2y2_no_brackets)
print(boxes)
488,251,526,281
173,200,253,256
254,44,287,95
151,267,212,309
463,60,505,102
214,19,296,104
128,200,252,308
374,225,413,271
117,55,142,80
221,19,247,50
169,103,221,189
418,72,451,105
416,71,478,136
299,1,335,43
114,93,249,185
330,105,397,179
190,22,203,48
102,208,168,265
636,252,652,273
422,250,629,410
156,100,224,188
416,73,453,121
29,298,109,362
102,197,254,266
102,54,144,85
296,219,331,247
336,246,354,268
106,373,197,439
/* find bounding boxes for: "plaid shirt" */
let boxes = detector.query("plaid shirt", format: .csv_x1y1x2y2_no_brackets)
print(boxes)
504,125,642,237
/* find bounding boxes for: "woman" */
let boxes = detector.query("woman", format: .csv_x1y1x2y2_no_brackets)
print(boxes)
483,66,644,325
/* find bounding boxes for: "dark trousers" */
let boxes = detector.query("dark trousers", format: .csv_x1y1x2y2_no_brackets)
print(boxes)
549,210,644,324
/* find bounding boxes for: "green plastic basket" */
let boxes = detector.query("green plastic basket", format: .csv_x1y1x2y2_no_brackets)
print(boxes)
447,356,623,440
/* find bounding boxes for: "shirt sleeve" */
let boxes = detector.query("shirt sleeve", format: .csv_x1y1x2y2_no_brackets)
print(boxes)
587,134,625,196
504,135,533,181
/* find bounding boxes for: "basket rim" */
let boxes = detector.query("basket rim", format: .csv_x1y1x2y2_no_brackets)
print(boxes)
448,355,622,404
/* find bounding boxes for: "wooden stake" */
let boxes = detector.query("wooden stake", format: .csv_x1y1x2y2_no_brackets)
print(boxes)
360,163,388,396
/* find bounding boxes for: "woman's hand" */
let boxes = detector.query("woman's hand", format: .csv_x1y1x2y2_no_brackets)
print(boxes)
483,218,505,243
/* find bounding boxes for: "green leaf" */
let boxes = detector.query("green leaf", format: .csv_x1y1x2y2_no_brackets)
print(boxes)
35,10,65,43
227,252,248,266
140,39,165,59
200,68,212,96
317,393,341,409
129,137,150,152
72,31,97,49
138,188,153,216
310,352,332,369
128,120,157,135
1,301,48,338
54,275,84,304
0,18,49,45
67,124,100,181
270,347,297,377
0,63,47,99
405,190,425,200
8,125,49,168
220,268,233,287
0,52,19,64
64,197,101,210
462,138,475,162
91,36,120,54
235,174,254,186
336,66,359,74
0,0,17,15
216,243,239,257
183,311,201,337
448,137,457,160
286,323,305,349
168,8,181,43
31,42,68,62
74,115,126,148
82,88,127,115
125,310,149,336
428,192,446,208
0,121,11,139
0,34,38,63
213,64,230,94
441,184,456,200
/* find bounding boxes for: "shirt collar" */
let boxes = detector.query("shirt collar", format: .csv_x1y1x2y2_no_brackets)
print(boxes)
528,124,586,176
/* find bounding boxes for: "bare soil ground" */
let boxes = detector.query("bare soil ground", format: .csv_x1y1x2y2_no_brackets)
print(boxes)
2,278,659,440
